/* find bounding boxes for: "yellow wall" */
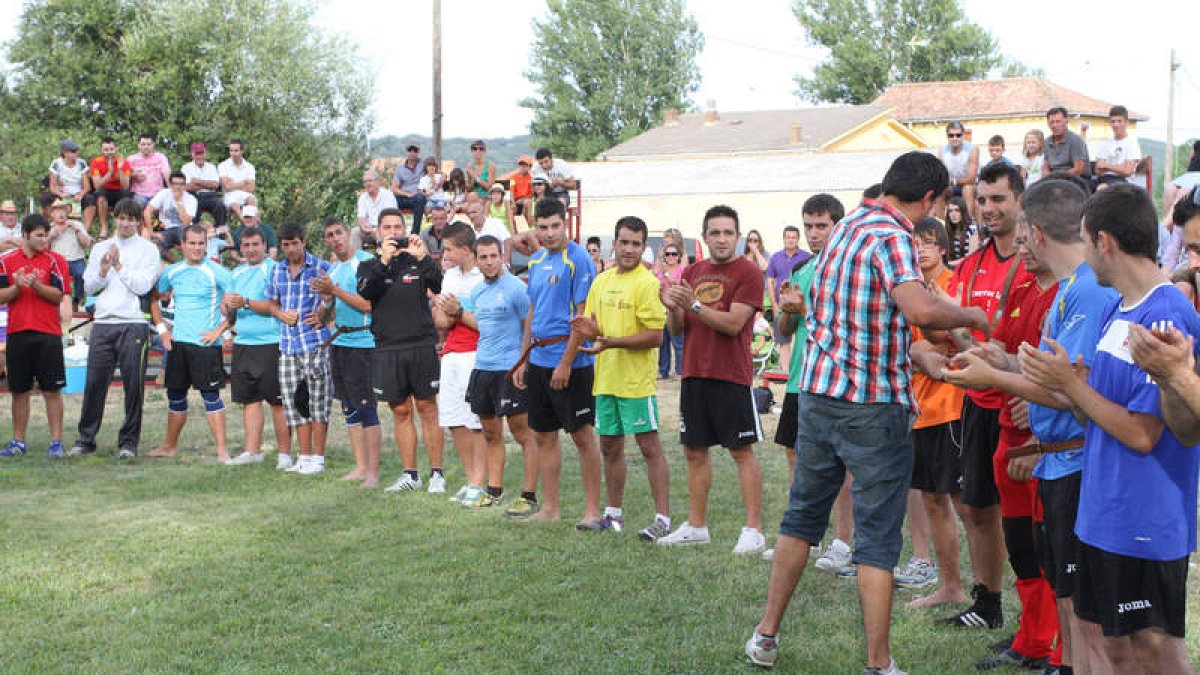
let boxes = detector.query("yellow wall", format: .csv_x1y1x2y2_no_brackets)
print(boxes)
824,119,924,153
910,116,1140,150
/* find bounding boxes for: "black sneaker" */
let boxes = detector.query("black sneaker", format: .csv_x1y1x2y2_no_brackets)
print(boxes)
988,635,1015,654
941,583,1003,629
974,648,1049,671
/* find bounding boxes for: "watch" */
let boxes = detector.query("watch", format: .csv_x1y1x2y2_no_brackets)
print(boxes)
690,300,703,315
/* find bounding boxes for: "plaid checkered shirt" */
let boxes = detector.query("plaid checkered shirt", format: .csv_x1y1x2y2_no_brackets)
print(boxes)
801,199,923,408
267,251,332,355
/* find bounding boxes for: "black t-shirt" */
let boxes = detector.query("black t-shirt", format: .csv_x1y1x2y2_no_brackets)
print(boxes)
357,252,442,349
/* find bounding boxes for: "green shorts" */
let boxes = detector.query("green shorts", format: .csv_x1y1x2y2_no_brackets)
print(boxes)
596,394,659,436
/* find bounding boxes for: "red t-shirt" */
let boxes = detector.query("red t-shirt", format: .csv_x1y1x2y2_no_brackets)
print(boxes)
0,247,71,335
992,276,1058,429
949,241,1034,409
511,172,532,201
680,256,763,386
90,155,133,191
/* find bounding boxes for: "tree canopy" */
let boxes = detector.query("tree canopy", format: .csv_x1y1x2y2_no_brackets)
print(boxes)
792,0,1003,104
0,0,373,226
521,0,704,161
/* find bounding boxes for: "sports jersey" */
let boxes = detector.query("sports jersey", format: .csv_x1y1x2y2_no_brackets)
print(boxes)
1030,262,1119,480
1075,284,1200,561
949,240,1034,409
155,259,232,345
912,269,963,429
991,275,1058,430
784,259,817,394
357,252,442,350
441,265,484,354
470,272,529,371
90,155,132,191
230,259,279,346
329,250,374,348
527,241,595,369
587,264,666,398
0,246,71,336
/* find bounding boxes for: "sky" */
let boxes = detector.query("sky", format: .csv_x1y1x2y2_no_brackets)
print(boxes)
2,0,1198,142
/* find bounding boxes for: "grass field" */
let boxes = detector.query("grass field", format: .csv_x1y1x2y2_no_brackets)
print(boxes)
1,380,1198,673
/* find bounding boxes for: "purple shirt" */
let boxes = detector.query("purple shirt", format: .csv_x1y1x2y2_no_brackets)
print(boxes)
766,248,811,299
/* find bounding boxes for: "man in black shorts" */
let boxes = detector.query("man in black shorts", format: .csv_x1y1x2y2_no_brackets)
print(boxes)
358,207,445,493
0,213,71,458
659,205,766,554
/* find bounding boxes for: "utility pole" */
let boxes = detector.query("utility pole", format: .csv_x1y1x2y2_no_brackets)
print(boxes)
433,0,443,161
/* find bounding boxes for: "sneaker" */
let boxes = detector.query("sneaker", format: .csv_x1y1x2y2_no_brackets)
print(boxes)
762,548,775,561
284,456,307,473
815,538,852,571
228,451,264,465
987,635,1015,654
428,473,447,494
275,453,295,470
733,527,767,555
655,522,711,546
744,630,777,668
48,440,65,459
116,447,137,460
384,474,423,492
505,496,538,518
464,490,502,510
459,486,485,507
297,461,325,475
638,518,671,541
0,439,27,457
836,564,858,578
67,443,94,457
449,484,470,503
974,648,1049,671
863,658,907,675
893,557,938,589
941,583,1003,629
575,515,621,531
602,514,624,532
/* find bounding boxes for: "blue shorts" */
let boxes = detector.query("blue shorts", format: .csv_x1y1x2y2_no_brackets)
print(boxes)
779,392,915,571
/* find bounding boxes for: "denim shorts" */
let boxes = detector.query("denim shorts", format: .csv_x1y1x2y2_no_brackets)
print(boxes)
779,392,915,571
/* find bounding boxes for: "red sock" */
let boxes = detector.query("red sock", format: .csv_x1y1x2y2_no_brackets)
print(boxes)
1010,577,1058,658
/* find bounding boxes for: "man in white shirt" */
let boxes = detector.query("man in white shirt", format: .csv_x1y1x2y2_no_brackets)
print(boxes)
145,171,198,253
69,198,161,458
352,169,397,251
533,147,577,206
464,195,511,263
1094,105,1142,187
219,138,257,222
181,142,227,228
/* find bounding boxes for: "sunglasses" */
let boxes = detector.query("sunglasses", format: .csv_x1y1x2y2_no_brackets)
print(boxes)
471,146,485,151
746,238,760,243
664,251,680,257
947,133,963,138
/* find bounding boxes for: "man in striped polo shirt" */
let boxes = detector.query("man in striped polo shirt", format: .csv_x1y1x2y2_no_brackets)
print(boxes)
746,152,989,673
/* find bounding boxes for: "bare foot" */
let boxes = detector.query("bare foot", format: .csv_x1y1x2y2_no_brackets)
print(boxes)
529,511,561,522
359,477,379,489
340,470,365,481
907,587,969,608
147,446,177,458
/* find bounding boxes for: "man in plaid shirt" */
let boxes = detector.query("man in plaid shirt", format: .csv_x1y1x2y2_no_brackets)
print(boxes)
266,222,333,476
746,152,989,673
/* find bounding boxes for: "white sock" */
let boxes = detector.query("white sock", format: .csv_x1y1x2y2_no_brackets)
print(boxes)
604,506,622,519
656,513,671,529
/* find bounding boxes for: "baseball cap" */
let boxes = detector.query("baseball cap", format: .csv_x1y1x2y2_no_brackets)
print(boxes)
59,139,80,153
242,205,259,219
0,200,16,213
191,142,206,153
490,183,505,193
518,155,533,166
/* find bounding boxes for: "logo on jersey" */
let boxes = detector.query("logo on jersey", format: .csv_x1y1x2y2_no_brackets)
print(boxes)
402,273,420,284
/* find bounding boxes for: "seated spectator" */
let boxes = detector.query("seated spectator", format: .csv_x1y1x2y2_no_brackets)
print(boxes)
353,169,397,251
487,183,513,231
128,133,171,207
203,219,231,263
463,194,511,262
1093,105,1141,186
89,137,132,238
144,171,197,254
510,155,534,230
418,156,446,209
219,138,257,221
979,135,1013,173
586,236,609,272
230,205,278,262
1015,129,1045,186
181,142,227,228
1043,106,1089,176
47,198,91,311
421,204,450,267
390,143,427,234
464,140,498,197
533,147,577,205
939,121,979,219
48,139,97,233
445,168,470,214
0,200,21,251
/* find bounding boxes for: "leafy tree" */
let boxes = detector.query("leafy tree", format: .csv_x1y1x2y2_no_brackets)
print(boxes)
0,0,372,226
792,0,1002,104
521,0,703,161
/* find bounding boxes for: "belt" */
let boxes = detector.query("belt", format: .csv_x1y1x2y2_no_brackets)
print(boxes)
507,335,570,379
1004,437,1084,460
321,324,372,349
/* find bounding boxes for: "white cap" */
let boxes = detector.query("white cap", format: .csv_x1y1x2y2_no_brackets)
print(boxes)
242,205,259,218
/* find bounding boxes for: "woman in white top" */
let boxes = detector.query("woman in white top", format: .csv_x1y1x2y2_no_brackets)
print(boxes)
1015,129,1045,186
49,139,98,232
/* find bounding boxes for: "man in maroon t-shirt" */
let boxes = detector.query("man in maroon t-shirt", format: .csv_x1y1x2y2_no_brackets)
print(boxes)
658,204,766,555
0,214,72,458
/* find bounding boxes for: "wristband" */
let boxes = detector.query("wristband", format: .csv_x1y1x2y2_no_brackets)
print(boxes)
155,323,168,335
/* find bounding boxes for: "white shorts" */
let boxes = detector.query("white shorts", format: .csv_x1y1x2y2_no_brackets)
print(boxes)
223,190,255,208
438,351,480,429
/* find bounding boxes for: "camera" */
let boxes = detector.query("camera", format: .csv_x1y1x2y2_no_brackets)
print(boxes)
389,237,408,250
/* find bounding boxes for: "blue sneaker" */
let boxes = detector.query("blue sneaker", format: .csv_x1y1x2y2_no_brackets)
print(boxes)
0,439,27,457
48,440,65,459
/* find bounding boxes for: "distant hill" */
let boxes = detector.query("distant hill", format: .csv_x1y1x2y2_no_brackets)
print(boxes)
370,134,535,174
1140,136,1198,196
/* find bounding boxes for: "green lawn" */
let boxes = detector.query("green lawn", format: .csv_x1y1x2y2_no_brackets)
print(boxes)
1,382,1197,673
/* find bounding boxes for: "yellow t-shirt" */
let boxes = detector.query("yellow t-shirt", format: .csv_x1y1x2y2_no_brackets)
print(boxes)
587,264,667,398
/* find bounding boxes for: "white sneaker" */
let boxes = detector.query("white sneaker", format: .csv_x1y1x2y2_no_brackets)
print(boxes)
428,473,447,494
449,484,469,502
229,451,264,466
655,522,711,546
284,455,307,473
297,461,325,475
383,474,422,492
762,547,775,561
868,658,907,675
733,527,766,555
275,453,294,470
815,538,852,571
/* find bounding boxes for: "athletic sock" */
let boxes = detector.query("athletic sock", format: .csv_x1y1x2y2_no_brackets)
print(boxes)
521,491,537,502
405,469,419,481
656,513,671,529
486,485,503,498
604,506,623,519
430,467,444,478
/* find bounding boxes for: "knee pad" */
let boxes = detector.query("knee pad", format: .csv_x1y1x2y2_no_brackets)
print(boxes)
358,404,380,429
167,389,188,414
1003,516,1041,580
342,400,361,427
200,390,225,414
